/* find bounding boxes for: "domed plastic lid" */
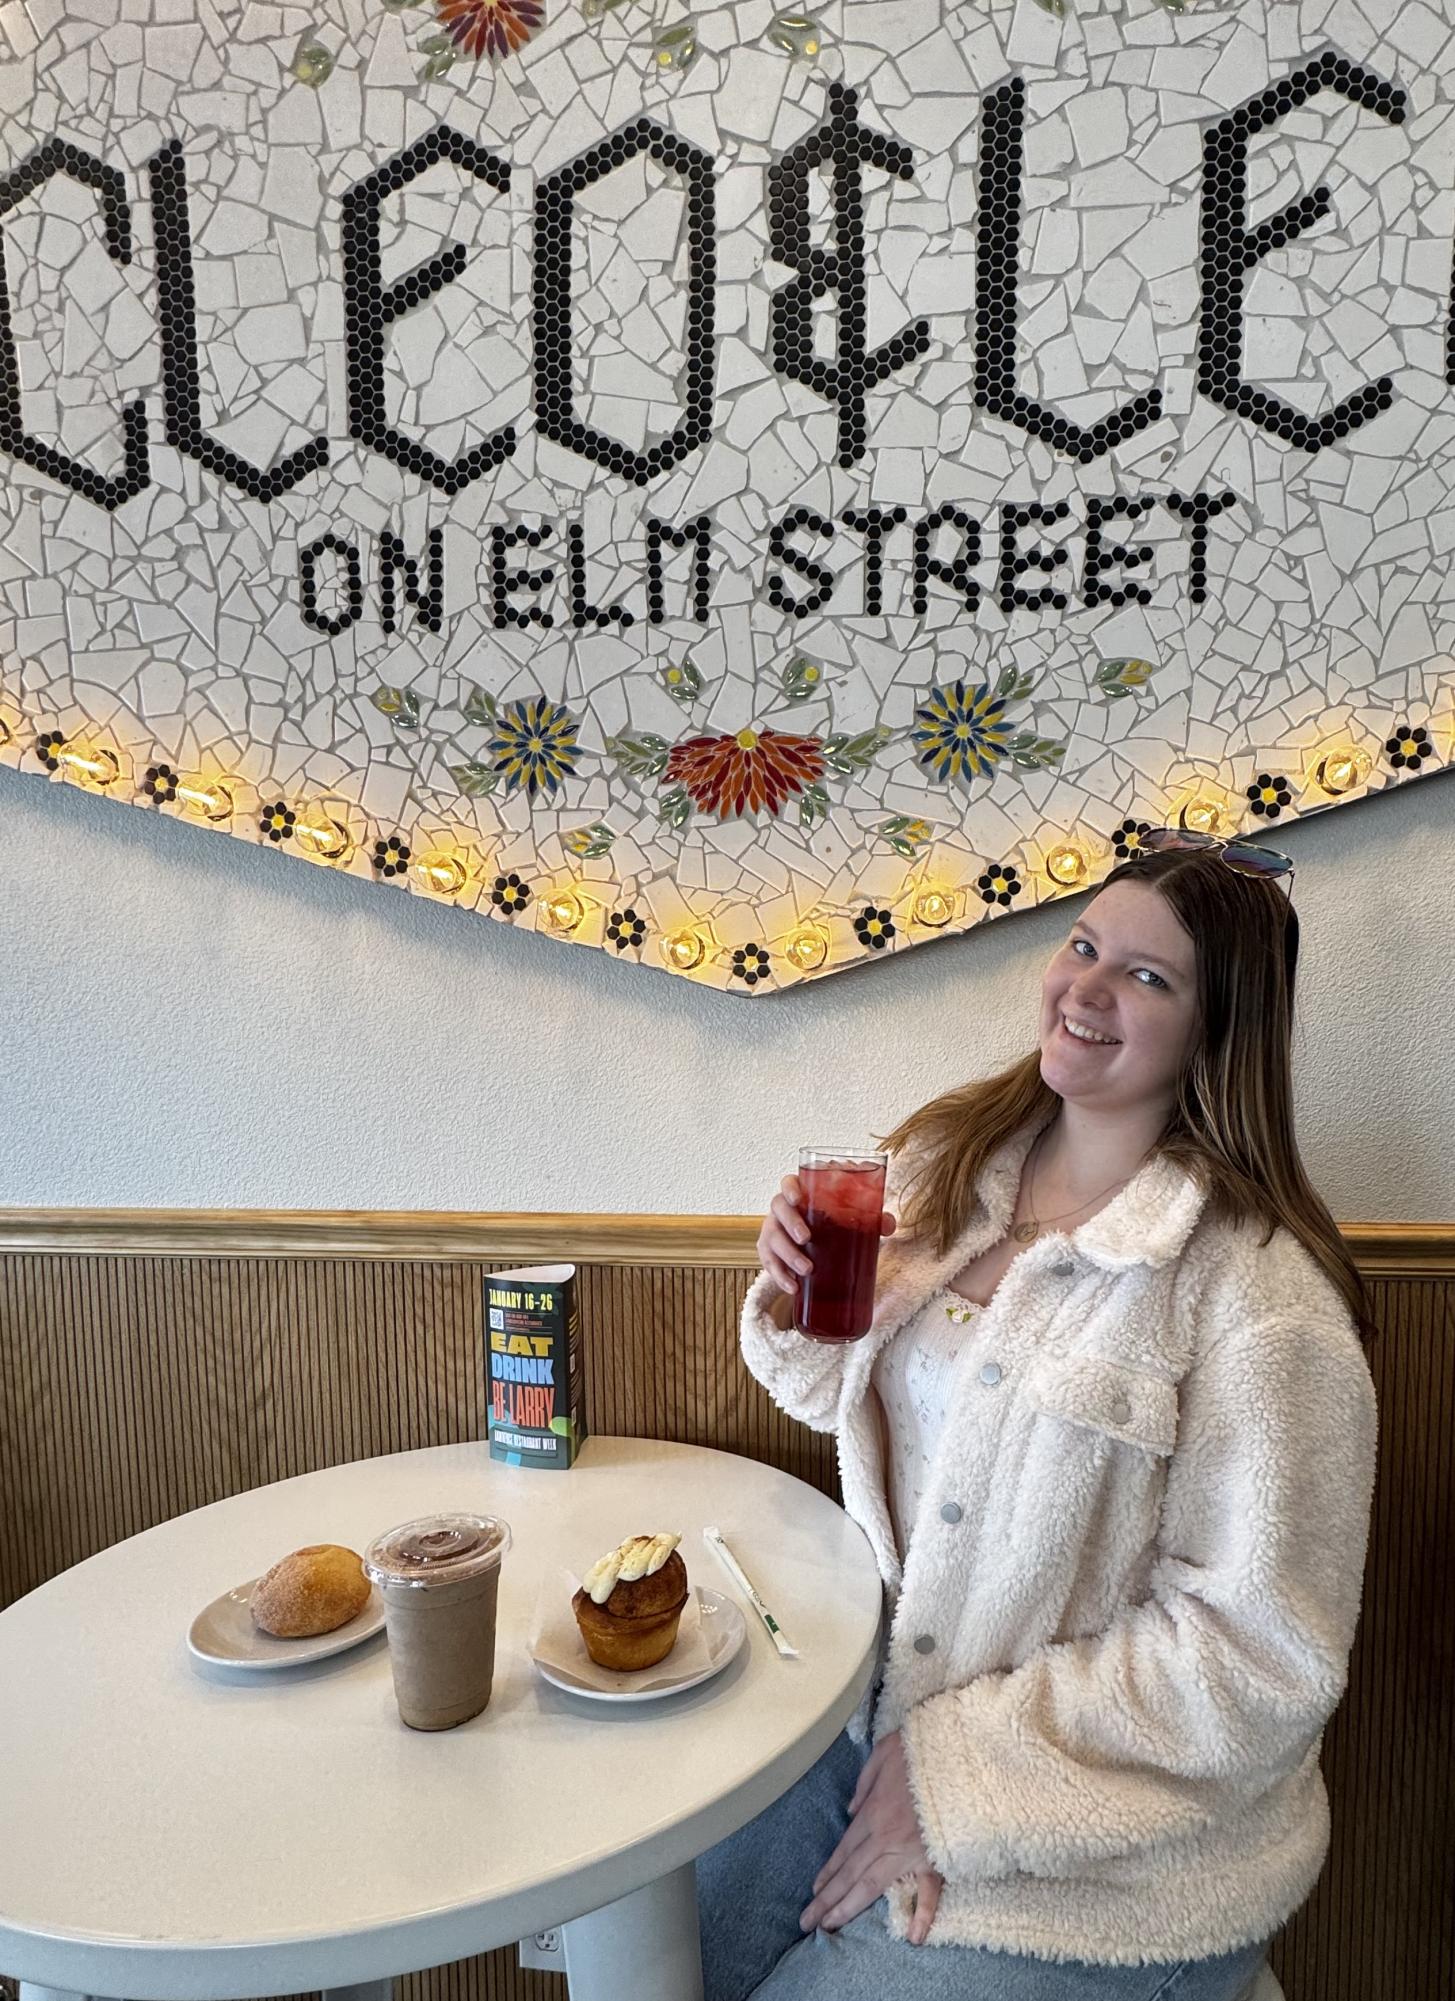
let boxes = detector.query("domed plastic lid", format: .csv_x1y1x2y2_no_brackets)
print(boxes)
363,1512,511,1588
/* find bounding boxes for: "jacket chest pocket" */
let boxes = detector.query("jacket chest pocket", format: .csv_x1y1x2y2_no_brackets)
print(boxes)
1024,1352,1180,1457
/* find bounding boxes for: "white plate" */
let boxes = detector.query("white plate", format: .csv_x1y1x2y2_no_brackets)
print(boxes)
532,1586,747,1703
187,1576,387,1670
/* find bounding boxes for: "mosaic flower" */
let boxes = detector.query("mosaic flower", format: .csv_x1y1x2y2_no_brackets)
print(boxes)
977,864,1022,908
34,730,65,772
607,908,646,953
1113,818,1154,861
664,727,826,821
488,696,582,801
913,679,1016,786
372,836,411,879
1245,773,1293,820
260,801,296,844
731,943,772,987
490,871,531,914
434,0,543,61
853,906,895,952
143,764,178,804
1385,723,1433,772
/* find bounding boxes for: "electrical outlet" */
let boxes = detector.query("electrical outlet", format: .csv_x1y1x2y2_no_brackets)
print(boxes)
517,1926,563,1969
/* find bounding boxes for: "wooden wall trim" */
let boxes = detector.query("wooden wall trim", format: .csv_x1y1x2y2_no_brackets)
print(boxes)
0,1208,1450,1271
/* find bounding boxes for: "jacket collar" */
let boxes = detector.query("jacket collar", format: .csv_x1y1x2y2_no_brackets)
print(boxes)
988,1109,1211,1271
842,1112,1211,1407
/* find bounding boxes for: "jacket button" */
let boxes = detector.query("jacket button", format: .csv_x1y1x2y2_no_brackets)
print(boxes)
940,1501,963,1524
1051,1260,1076,1278
979,1361,1003,1387
1109,1394,1131,1425
913,1633,936,1655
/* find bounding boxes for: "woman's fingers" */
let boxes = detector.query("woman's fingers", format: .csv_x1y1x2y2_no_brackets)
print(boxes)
757,1180,813,1294
908,1870,943,1946
879,1209,897,1238
810,1804,876,1896
802,1849,905,1935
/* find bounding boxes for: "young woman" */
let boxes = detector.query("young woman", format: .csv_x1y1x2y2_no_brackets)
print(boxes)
698,839,1377,2001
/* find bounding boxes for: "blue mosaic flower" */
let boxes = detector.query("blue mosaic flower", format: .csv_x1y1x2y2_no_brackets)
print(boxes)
487,696,582,801
912,679,1015,787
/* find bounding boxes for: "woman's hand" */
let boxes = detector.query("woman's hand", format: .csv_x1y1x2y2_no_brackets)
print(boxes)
756,1175,897,1297
798,1730,943,1944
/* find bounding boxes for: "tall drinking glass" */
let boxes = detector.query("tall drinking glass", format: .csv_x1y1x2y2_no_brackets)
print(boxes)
795,1148,888,1341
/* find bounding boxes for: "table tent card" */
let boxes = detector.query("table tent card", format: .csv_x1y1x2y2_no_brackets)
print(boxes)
0,0,1450,993
485,1262,586,1468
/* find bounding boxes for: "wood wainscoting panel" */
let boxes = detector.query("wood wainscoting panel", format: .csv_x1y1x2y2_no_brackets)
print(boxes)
1,1227,1450,2001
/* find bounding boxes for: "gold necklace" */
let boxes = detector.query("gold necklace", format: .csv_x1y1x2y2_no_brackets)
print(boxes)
1009,1131,1139,1244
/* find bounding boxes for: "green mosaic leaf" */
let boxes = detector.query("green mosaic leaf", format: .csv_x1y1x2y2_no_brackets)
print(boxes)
606,731,671,780
767,12,828,60
653,20,698,70
372,685,421,729
781,655,825,703
822,726,893,776
660,660,703,703
1032,0,1067,16
449,760,499,798
878,815,933,859
995,665,1036,704
1094,657,1156,700
1007,734,1066,772
564,821,616,860
799,782,830,829
658,785,693,830
463,684,498,727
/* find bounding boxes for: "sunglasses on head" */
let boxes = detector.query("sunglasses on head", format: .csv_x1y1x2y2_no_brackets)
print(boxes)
1136,827,1296,884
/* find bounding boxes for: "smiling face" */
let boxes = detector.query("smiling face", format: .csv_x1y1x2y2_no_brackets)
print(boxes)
1038,878,1203,1116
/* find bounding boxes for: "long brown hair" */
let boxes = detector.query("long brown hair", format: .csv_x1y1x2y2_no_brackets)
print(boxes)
882,848,1376,1344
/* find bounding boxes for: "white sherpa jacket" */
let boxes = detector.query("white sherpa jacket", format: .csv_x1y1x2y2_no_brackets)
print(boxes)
739,1116,1377,1967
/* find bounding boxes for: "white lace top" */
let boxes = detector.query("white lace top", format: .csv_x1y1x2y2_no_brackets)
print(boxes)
870,1289,985,1562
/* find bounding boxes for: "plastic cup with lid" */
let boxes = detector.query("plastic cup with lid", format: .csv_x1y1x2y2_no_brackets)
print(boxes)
363,1513,512,1731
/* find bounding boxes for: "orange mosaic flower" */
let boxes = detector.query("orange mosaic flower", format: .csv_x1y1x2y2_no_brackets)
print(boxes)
435,0,544,61
664,727,827,820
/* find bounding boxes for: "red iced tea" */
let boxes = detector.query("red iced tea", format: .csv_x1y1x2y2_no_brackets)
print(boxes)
795,1150,888,1341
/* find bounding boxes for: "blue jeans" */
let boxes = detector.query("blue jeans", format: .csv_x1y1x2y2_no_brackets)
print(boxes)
696,1729,1271,2001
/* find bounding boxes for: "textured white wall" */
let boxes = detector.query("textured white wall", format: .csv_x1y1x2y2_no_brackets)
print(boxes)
1,758,1451,1220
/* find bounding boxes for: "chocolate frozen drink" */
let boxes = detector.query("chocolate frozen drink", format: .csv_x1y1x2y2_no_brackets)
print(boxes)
363,1512,511,1730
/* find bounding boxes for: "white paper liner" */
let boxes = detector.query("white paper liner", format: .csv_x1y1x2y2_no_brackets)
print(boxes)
527,1568,711,1694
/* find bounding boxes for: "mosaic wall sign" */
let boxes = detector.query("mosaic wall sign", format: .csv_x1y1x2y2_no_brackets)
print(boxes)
1,0,1451,993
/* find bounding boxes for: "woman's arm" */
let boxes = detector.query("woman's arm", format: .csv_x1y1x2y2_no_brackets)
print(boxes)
899,1304,1378,1881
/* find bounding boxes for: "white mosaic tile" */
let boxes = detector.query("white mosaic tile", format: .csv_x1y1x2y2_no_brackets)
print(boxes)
1,0,1452,993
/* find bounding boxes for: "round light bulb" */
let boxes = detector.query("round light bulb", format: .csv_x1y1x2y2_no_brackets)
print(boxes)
912,889,954,929
661,928,705,971
784,924,829,972
410,851,467,897
294,811,353,864
1045,843,1089,888
543,889,585,932
1179,793,1225,837
57,744,120,788
176,776,233,822
1315,745,1371,796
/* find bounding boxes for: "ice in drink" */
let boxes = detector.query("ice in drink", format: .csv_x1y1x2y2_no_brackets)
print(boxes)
795,1150,887,1341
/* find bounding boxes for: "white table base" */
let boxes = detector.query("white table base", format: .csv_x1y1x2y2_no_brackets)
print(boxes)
561,1863,703,2001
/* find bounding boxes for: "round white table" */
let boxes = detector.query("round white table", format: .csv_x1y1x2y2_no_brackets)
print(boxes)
0,1435,881,2001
